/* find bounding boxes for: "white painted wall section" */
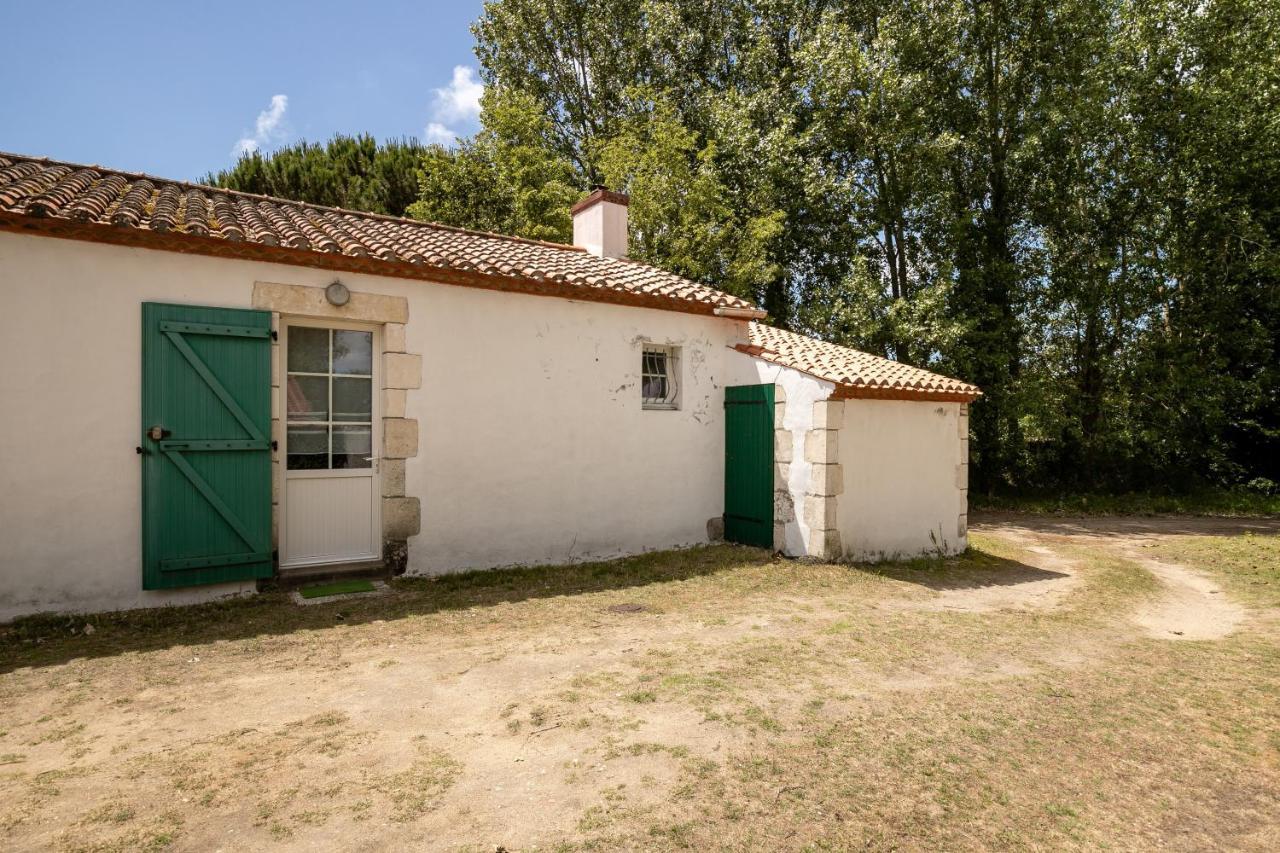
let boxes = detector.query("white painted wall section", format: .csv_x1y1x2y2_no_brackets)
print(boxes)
837,399,967,560
0,231,744,620
408,285,737,573
726,350,835,557
571,199,629,258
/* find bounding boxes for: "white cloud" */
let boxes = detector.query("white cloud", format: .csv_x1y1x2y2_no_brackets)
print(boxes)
423,66,483,145
233,94,289,156
432,66,483,123
424,122,456,145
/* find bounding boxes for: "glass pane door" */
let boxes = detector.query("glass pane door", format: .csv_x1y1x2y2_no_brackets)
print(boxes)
286,327,374,470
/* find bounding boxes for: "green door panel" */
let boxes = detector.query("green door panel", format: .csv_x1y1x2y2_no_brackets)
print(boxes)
724,383,775,548
142,302,274,589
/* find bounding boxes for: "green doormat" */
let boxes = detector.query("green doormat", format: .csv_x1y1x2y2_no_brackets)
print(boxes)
299,579,377,599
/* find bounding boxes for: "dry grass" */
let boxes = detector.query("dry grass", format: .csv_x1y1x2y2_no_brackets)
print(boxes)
1,520,1278,851
1149,532,1280,609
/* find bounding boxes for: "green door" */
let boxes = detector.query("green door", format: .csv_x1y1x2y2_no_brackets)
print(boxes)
141,302,274,589
724,383,775,548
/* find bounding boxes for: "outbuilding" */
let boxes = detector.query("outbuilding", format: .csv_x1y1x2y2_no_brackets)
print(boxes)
0,152,979,621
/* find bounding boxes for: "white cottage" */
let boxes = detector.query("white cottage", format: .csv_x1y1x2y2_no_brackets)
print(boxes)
0,152,979,621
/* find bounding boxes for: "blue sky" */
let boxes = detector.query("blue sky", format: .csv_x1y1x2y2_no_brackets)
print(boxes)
0,1,487,181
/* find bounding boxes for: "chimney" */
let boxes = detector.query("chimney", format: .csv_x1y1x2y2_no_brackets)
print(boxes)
571,186,629,258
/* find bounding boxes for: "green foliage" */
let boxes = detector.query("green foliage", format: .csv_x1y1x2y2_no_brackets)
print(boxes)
242,0,1276,499
595,92,784,298
970,489,1280,519
205,134,424,216
407,87,578,242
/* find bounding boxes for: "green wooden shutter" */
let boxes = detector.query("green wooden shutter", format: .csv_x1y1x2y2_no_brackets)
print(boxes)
724,383,775,548
142,302,274,589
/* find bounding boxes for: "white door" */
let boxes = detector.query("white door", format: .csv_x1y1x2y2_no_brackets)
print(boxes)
280,320,381,567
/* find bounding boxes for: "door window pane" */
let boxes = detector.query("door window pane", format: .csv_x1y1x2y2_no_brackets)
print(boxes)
286,375,329,421
286,325,376,471
333,330,373,375
287,425,328,469
287,327,329,373
332,377,372,422
332,425,373,469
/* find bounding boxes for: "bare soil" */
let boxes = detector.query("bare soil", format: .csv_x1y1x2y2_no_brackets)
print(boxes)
975,513,1267,639
2,514,1278,851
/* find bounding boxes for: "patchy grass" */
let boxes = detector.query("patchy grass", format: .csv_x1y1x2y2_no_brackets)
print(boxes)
2,527,1279,850
0,545,774,672
972,488,1280,517
1150,532,1280,608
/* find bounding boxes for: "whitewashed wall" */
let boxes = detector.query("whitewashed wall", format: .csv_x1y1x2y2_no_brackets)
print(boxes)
0,232,747,620
409,278,740,573
726,351,835,557
837,399,968,560
729,350,969,562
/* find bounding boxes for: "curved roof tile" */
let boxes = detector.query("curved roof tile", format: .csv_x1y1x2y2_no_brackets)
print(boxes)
740,322,980,402
0,151,762,319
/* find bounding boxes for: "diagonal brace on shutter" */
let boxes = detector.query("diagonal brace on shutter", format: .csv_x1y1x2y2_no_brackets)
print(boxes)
163,449,261,551
163,331,266,441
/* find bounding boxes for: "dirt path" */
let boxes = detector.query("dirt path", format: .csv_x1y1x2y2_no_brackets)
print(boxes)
1124,549,1245,639
891,536,1083,615
972,513,1271,640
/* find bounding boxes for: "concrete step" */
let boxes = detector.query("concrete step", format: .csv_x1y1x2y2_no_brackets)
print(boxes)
272,560,389,590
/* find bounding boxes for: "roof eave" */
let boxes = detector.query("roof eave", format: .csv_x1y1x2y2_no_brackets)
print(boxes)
0,211,751,322
830,384,982,403
714,305,768,320
734,344,982,403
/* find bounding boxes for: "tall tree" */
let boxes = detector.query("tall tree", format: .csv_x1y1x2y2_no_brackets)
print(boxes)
473,0,650,183
408,0,1280,495
469,0,844,320
799,1,965,365
408,88,579,242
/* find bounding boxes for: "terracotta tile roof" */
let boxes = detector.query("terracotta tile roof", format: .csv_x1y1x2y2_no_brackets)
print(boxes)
739,322,981,402
0,152,764,319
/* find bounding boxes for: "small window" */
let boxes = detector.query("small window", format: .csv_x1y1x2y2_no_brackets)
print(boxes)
641,344,680,410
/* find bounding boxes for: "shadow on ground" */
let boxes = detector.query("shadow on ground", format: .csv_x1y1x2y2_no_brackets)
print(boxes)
0,540,1082,673
972,511,1280,540
0,545,772,673
856,552,1069,592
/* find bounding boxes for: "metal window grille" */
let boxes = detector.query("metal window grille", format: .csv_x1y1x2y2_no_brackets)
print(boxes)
642,345,679,409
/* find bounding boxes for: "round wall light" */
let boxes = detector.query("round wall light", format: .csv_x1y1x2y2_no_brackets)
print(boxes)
325,281,351,307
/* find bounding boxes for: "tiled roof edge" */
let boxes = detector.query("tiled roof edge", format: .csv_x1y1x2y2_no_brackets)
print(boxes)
0,149,764,319
0,150,589,254
0,210,736,321
733,342,983,403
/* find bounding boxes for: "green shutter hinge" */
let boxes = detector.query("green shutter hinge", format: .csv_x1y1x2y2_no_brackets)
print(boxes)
272,549,279,562
271,330,278,341
271,440,278,451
